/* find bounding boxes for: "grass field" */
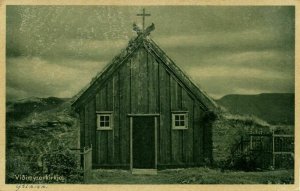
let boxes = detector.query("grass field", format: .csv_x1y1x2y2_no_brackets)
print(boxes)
87,167,294,184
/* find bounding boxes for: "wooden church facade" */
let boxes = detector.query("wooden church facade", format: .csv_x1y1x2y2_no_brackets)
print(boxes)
72,24,217,170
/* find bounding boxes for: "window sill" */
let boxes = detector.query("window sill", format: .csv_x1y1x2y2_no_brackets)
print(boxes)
172,127,188,130
97,127,113,131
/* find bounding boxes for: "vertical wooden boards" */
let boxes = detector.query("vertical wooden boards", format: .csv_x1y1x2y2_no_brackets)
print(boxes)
106,79,114,164
148,53,160,162
177,84,184,163
88,99,96,164
147,50,159,113
130,51,139,114
130,117,133,170
147,52,158,113
139,48,148,113
182,91,194,164
130,48,149,113
177,83,182,109
159,64,171,164
93,77,118,165
95,93,99,164
80,108,85,149
95,92,101,164
165,72,171,165
113,73,120,164
102,85,108,110
98,131,107,164
155,117,158,169
158,63,165,164
119,61,130,164
203,112,213,161
84,104,89,147
193,103,203,164
98,87,108,164
170,76,181,164
106,81,113,110
95,92,100,111
95,68,130,165
199,106,205,163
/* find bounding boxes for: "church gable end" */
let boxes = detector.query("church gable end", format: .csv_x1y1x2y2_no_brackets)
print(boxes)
72,16,216,169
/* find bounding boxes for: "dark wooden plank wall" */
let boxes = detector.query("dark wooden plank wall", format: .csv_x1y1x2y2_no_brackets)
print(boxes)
79,108,85,149
81,47,207,167
159,63,171,164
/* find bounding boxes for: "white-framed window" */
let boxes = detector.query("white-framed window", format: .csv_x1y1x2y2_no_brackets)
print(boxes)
96,112,113,130
172,112,188,130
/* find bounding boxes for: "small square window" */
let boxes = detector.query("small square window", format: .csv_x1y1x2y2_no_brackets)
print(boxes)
172,112,188,130
97,112,113,130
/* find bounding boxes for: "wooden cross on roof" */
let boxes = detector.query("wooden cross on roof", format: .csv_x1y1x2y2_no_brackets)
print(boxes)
136,8,151,31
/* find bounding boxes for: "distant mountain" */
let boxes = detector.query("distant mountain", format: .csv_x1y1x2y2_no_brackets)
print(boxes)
216,93,294,125
6,97,71,121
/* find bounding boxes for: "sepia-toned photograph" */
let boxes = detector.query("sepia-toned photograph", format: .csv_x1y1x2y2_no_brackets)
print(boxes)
4,4,296,186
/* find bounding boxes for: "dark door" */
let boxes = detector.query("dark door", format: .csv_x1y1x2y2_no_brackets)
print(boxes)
132,117,155,169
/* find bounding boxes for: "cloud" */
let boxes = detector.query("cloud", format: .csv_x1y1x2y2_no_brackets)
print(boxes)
6,57,106,100
42,38,128,62
5,6,295,100
187,66,292,80
155,28,293,53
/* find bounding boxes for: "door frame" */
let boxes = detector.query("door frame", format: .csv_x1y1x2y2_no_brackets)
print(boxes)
128,114,159,170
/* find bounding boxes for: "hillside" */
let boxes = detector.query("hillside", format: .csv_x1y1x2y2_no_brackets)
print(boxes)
6,97,71,121
216,93,294,125
6,97,79,174
6,97,78,151
6,97,82,183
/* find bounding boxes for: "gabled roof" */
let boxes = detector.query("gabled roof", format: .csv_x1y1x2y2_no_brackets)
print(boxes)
71,31,218,111
143,38,218,111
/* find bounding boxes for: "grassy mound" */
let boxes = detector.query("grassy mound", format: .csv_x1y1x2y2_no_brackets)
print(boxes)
6,98,81,183
212,112,294,169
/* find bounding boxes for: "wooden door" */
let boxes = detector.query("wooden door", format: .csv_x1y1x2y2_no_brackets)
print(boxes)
132,116,155,169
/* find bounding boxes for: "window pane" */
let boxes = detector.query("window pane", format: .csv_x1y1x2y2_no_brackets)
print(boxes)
100,122,105,127
180,121,185,126
104,121,110,127
175,115,179,120
105,116,110,121
175,121,180,126
100,116,105,121
180,115,185,120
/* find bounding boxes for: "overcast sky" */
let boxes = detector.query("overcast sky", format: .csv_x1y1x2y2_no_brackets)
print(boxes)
6,6,295,101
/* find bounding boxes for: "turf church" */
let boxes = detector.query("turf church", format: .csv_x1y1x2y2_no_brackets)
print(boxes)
72,9,217,171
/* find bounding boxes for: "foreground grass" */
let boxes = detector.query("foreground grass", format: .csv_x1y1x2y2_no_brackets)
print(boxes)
87,167,293,184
